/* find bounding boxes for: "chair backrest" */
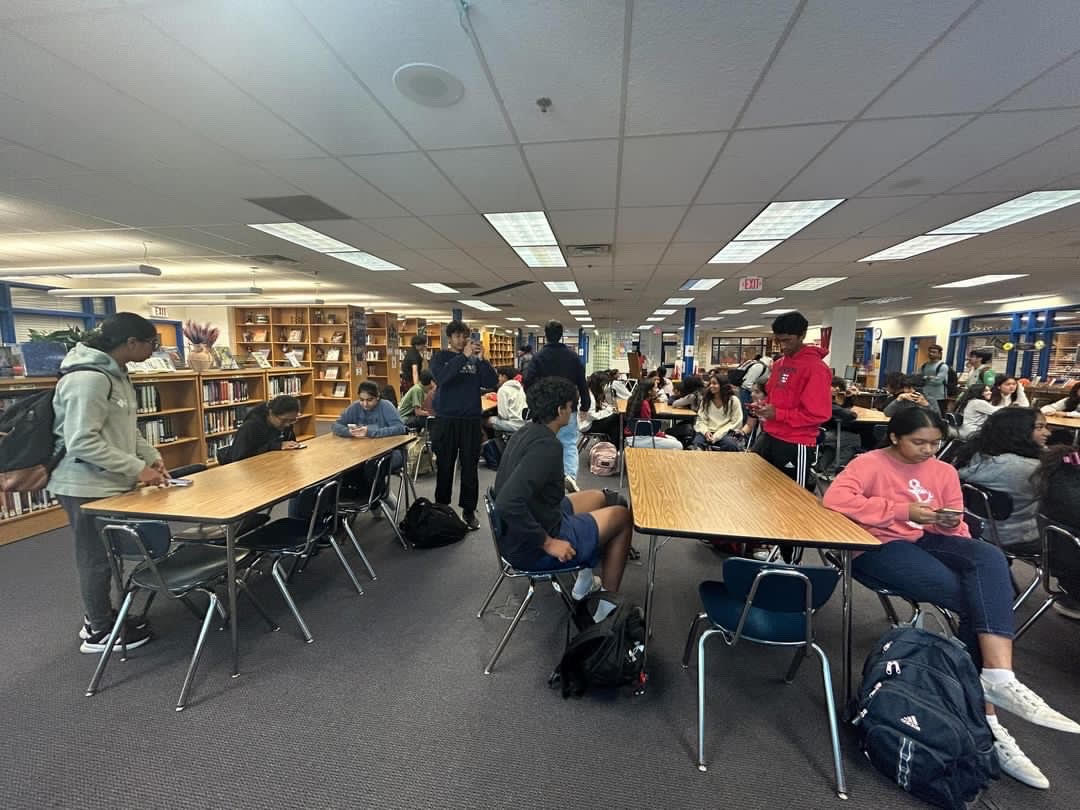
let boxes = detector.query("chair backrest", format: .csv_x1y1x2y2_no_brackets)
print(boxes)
1040,513,1080,594
722,557,840,613
304,480,340,550
942,412,960,428
364,455,393,507
168,463,208,479
483,487,508,567
96,519,175,595
961,482,1011,548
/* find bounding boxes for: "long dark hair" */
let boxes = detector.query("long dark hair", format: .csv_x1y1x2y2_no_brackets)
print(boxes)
960,383,989,414
954,407,1043,467
883,406,947,448
1033,445,1080,500
1062,380,1080,412
677,375,705,398
990,374,1019,406
625,376,655,421
84,312,157,353
703,374,734,413
587,372,608,410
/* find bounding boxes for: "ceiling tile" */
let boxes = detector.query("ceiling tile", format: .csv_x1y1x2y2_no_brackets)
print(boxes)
998,53,1080,111
428,146,541,212
795,195,932,239
417,248,485,271
0,1,123,20
547,209,616,245
698,124,843,204
951,127,1080,194
523,140,618,209
659,243,721,265
867,0,1080,117
259,158,408,219
342,153,473,216
620,133,727,207
423,214,506,248
625,0,799,135
615,206,686,243
613,244,667,264
672,203,763,243
364,217,456,250
741,0,971,127
0,141,83,180
302,220,405,255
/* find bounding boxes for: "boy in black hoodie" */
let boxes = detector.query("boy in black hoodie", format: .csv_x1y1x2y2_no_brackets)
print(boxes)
223,395,302,463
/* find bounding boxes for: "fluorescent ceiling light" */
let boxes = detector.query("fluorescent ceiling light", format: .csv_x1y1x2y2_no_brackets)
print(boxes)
718,309,747,315
513,245,567,267
701,316,725,321
483,211,558,246
783,276,847,291
680,278,724,291
933,274,1028,288
762,308,795,315
575,317,592,322
331,251,404,271
735,324,765,330
458,299,501,312
569,309,590,315
983,293,1056,304
49,286,262,297
861,296,911,305
559,298,586,307
653,309,677,315
636,326,649,330
744,297,783,305
735,199,844,240
858,233,976,261
646,316,665,322
506,317,525,322
248,222,355,253
543,280,579,293
664,297,694,306
526,324,540,328
3,264,162,278
929,190,1080,235
708,240,783,263
411,282,459,294
901,308,953,316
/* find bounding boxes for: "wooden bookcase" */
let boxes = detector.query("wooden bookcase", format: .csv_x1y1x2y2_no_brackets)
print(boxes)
232,305,274,363
482,330,516,368
131,371,202,471
425,322,443,352
267,367,315,441
362,311,401,395
198,368,267,464
311,306,352,419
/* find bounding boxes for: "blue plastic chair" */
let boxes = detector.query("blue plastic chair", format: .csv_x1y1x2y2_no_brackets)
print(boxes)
681,558,847,799
477,488,587,674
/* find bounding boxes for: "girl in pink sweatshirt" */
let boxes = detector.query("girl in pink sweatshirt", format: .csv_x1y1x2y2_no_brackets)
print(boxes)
824,407,1078,791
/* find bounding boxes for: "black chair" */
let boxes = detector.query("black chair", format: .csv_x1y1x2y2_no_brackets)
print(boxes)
477,488,586,674
236,480,356,643
961,482,1043,611
169,464,270,543
1014,516,1080,639
85,520,272,711
338,454,410,569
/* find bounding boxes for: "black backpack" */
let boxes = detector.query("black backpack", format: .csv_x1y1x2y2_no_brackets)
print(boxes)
0,366,112,492
941,364,960,398
551,591,646,698
398,497,468,548
854,626,998,809
480,436,504,470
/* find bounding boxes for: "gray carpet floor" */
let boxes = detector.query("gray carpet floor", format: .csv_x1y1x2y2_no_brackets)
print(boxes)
2,457,1078,809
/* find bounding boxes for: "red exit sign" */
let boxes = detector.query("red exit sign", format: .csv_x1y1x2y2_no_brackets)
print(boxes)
738,276,764,293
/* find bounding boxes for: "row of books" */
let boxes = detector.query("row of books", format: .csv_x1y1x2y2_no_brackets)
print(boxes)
270,374,305,395
134,384,162,414
206,436,233,461
137,417,177,446
202,379,251,405
204,406,247,435
1,489,58,520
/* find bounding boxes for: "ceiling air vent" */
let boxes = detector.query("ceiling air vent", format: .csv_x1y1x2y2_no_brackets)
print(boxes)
244,254,300,266
567,244,611,258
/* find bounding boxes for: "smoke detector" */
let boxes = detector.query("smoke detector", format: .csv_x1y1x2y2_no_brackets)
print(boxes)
393,63,465,107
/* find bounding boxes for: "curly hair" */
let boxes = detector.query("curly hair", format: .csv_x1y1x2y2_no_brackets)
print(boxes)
525,376,578,424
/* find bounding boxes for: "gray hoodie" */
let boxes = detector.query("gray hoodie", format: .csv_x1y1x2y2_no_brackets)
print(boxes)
49,343,162,498
958,452,1040,548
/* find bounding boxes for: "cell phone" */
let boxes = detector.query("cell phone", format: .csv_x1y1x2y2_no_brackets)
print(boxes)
293,443,307,449
166,478,193,487
470,331,481,343
934,508,963,516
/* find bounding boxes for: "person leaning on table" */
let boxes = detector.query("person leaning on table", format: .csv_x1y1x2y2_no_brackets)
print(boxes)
329,381,407,509
49,312,165,655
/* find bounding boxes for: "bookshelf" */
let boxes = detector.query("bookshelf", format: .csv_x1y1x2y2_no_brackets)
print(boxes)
483,330,516,368
311,306,352,419
198,369,266,464
267,367,315,441
362,311,401,395
1047,330,1080,381
233,305,273,363
425,322,443,352
131,371,202,470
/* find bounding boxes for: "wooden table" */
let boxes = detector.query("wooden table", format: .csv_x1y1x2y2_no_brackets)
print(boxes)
624,448,879,709
851,406,889,423
1045,412,1080,445
82,432,415,678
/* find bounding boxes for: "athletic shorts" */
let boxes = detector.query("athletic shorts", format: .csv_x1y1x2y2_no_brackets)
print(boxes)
511,497,600,572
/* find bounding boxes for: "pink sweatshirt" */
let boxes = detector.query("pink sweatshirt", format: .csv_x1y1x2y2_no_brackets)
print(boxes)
823,449,970,544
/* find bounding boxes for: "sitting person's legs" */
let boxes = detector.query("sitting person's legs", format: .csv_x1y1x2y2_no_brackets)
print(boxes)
564,490,632,592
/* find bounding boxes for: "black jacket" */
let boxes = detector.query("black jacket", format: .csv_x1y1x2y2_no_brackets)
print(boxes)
493,422,565,565
223,403,295,463
430,350,497,418
522,341,588,410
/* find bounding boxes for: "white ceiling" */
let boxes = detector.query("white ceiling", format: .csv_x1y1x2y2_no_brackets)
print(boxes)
2,0,1080,332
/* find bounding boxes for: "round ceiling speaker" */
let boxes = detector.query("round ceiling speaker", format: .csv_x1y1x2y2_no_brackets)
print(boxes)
393,63,465,108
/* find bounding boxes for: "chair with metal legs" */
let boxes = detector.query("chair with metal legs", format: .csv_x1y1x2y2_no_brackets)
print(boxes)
1015,516,1080,639
338,454,410,558
681,558,847,799
411,417,437,483
236,480,355,643
961,483,1043,611
85,520,271,711
477,488,586,675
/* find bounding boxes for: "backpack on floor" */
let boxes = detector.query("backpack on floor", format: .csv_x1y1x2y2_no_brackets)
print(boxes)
853,626,998,809
551,591,646,698
588,441,618,476
0,366,112,492
406,436,434,477
398,497,468,549
480,437,504,470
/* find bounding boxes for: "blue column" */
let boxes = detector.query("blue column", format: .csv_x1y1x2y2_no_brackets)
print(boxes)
682,307,696,378
528,332,536,350
577,327,588,366
452,307,463,323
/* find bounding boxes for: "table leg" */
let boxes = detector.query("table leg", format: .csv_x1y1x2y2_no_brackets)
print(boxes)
642,534,659,654
618,410,626,488
227,521,239,678
841,549,853,718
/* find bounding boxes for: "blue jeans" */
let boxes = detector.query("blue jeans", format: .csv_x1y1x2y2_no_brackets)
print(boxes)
557,417,580,479
852,532,1014,667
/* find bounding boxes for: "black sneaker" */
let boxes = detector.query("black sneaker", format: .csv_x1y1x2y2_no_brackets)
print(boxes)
80,614,148,640
462,510,480,531
79,617,152,654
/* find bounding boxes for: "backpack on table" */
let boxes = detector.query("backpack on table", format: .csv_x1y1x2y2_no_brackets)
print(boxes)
550,591,646,698
853,626,998,809
588,441,618,476
0,366,112,492
398,497,468,549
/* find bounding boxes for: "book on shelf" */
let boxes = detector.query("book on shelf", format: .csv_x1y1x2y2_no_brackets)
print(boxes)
202,378,251,404
251,350,272,369
330,331,346,344
134,384,162,413
333,382,347,398
137,416,176,445
127,356,175,373
203,405,247,435
325,347,341,362
284,351,302,368
270,374,304,395
206,436,233,461
214,346,239,370
287,328,304,342
1,488,58,520
322,366,339,380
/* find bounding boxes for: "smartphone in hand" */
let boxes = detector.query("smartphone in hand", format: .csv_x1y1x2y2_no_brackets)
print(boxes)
934,508,963,517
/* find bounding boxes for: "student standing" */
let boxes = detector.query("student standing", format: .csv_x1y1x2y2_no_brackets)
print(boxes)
224,394,303,462
967,348,998,390
735,353,769,409
522,320,590,492
401,335,426,393
748,311,832,488
50,312,165,653
919,343,950,413
517,343,534,378
430,321,497,530
398,369,435,430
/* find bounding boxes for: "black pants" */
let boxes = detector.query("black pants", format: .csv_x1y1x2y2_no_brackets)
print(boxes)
431,417,482,512
588,413,622,445
752,432,815,490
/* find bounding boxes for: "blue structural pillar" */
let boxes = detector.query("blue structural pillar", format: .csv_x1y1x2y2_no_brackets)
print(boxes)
452,307,463,323
516,328,523,349
577,327,589,367
683,306,696,378
528,332,536,350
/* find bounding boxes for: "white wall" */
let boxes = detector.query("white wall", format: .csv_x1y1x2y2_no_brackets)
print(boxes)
112,296,233,349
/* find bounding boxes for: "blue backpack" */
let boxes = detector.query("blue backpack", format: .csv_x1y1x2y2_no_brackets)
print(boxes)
854,626,999,809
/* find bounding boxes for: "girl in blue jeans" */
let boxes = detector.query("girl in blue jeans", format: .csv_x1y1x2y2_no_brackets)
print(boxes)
824,407,1079,791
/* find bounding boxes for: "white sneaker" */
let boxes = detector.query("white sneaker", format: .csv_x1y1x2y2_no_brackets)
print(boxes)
572,575,602,601
564,475,580,493
982,676,1080,733
991,722,1049,789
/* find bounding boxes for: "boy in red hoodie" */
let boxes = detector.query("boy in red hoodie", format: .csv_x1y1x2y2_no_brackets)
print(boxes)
748,311,832,489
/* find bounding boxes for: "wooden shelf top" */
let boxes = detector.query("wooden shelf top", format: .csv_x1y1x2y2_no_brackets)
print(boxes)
315,395,351,401
198,369,266,379
267,366,314,374
136,407,197,417
202,398,261,410
153,436,200,449
204,428,239,438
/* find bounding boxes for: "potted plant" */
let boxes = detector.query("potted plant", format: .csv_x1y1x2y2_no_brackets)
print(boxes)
182,321,219,373
20,326,87,376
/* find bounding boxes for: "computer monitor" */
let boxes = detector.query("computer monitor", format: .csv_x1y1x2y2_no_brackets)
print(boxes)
843,365,859,382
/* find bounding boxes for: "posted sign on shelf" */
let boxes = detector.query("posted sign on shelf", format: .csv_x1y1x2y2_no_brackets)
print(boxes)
738,276,764,293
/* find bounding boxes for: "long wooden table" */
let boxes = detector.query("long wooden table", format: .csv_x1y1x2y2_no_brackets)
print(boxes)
624,448,879,710
82,432,414,678
1045,412,1080,445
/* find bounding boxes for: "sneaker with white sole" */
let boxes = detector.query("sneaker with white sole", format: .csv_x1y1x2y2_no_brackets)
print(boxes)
572,575,602,601
564,475,580,493
982,676,1080,733
79,621,151,654
992,722,1049,789
79,614,148,641
1052,597,1080,621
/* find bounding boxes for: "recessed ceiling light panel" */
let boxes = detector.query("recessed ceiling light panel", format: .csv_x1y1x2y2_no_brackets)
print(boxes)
718,308,748,315
744,297,783,305
392,63,465,108
735,199,844,240
458,299,501,312
858,233,976,261
783,276,846,291
929,190,1080,235
484,212,558,246
248,222,355,253
559,298,586,306
412,282,459,294
513,245,566,267
933,274,1028,288
680,278,724,291
543,280,579,293
708,240,783,263
331,251,404,271
664,297,694,306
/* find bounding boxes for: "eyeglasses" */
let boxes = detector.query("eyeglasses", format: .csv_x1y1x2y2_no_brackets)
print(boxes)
138,336,161,349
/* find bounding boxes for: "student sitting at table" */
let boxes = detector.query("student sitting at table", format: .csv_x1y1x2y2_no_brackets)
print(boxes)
655,365,674,402
624,376,683,450
669,374,706,410
957,407,1049,551
332,381,408,506
221,394,303,463
690,374,743,451
493,377,632,604
578,372,621,445
398,369,435,431
1040,380,1080,416
882,374,940,417
1035,445,1080,621
824,407,1079,790
959,376,1027,439
379,384,398,408
487,365,527,435
606,369,634,401
816,377,862,475
991,373,1029,408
